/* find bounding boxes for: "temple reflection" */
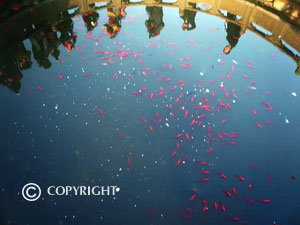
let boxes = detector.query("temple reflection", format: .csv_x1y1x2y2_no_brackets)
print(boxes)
0,0,299,93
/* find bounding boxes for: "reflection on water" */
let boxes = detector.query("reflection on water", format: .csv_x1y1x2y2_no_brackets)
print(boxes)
0,0,299,93
1,1,300,225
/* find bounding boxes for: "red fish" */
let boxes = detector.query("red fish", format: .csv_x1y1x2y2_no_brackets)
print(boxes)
184,110,189,118
57,73,63,80
176,158,181,167
221,119,227,124
169,86,177,92
149,92,154,101
218,172,226,179
244,196,255,204
214,201,218,213
223,190,232,197
197,161,207,166
149,125,154,133
252,109,257,116
227,217,240,221
184,207,194,213
199,178,210,182
190,193,196,201
202,170,210,175
156,112,162,120
174,133,183,139
248,163,258,169
190,119,196,127
248,183,253,191
207,147,213,154
267,175,271,184
133,91,141,95
264,120,273,125
128,157,132,166
202,205,208,213
220,201,226,212
98,108,104,115
178,213,191,220
185,132,191,142
235,175,246,181
256,122,262,129
260,199,271,203
232,187,238,199
248,64,254,69
170,151,177,159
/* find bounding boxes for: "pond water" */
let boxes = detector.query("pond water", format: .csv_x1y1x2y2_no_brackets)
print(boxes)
0,1,300,225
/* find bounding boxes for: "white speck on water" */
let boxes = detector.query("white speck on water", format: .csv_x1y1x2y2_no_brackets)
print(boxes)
285,116,289,124
200,72,204,76
291,92,297,97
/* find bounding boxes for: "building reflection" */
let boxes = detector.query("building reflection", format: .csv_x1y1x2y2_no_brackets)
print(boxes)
0,0,299,93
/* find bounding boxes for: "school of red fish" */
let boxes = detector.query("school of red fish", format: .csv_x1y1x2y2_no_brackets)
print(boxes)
43,12,296,225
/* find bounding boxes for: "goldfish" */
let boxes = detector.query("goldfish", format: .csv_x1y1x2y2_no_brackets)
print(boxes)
202,205,208,213
199,178,210,182
235,175,246,181
232,187,238,199
184,110,189,118
214,201,218,213
169,86,177,92
223,190,232,197
133,91,141,95
244,197,255,204
176,158,181,167
98,108,104,115
190,193,197,201
256,122,262,128
221,119,227,124
248,183,253,191
156,112,162,120
190,119,196,127
227,217,240,221
174,133,183,139
185,132,191,142
184,207,194,213
170,151,177,159
149,125,154,133
260,199,271,203
207,147,213,154
57,73,63,80
128,157,132,166
220,201,226,212
218,172,226,179
202,170,210,175
149,92,154,101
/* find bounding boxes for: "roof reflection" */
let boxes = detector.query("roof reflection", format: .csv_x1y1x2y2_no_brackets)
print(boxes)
0,0,299,93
